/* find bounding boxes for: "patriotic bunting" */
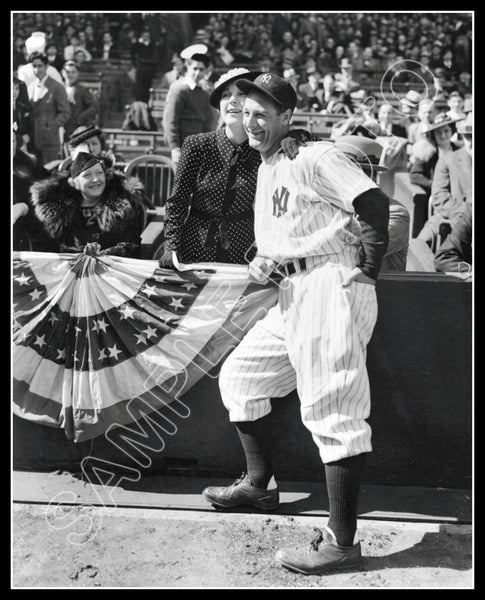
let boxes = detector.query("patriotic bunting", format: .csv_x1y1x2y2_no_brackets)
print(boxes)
12,252,279,442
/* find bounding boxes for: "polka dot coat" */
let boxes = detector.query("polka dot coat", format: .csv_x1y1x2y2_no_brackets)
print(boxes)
163,128,262,264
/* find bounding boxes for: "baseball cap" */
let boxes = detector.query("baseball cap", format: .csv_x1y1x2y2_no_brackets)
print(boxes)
236,72,297,112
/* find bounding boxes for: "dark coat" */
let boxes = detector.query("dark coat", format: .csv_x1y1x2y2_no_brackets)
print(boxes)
163,128,262,264
30,170,145,257
63,82,99,138
27,76,71,151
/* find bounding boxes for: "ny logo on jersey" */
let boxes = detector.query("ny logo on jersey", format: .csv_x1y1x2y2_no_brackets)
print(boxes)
272,186,290,218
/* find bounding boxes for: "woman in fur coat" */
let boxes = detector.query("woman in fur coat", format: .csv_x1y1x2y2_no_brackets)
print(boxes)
30,151,145,257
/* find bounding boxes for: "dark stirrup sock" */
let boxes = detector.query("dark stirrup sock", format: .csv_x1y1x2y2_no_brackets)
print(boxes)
325,453,368,547
234,413,274,489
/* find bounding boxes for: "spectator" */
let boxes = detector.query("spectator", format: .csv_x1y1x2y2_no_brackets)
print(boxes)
13,127,51,251
353,46,382,72
17,31,64,86
335,135,410,271
27,51,71,164
456,71,472,97
73,48,94,73
45,43,64,72
13,35,26,70
131,28,160,104
61,60,99,139
30,151,145,257
162,44,218,165
417,112,472,245
446,91,466,121
214,35,235,67
13,76,34,154
122,101,157,131
64,31,92,62
397,90,422,136
298,67,324,112
409,112,461,196
160,55,185,90
282,67,300,92
376,103,407,138
434,203,472,274
408,99,437,146
99,31,120,61
67,124,109,158
318,74,352,116
336,58,360,94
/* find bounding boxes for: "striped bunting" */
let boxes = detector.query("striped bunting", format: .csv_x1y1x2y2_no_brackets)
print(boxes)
12,252,279,442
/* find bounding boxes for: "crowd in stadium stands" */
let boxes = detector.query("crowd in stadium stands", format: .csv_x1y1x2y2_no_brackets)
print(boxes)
12,12,472,270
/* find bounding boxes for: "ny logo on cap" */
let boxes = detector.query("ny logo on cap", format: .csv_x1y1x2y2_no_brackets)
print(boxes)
260,74,272,84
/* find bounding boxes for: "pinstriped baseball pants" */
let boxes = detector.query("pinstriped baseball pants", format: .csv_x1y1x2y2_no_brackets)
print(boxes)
219,250,378,463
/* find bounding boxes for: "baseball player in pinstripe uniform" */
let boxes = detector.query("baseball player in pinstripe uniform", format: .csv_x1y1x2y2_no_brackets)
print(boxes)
202,73,390,575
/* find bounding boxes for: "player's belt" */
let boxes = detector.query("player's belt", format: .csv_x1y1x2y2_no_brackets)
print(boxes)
276,258,308,278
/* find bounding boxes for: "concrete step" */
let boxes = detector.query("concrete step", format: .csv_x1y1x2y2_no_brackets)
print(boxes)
12,470,471,525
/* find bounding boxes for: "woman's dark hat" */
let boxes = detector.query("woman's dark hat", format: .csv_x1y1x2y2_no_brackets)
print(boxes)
68,124,102,148
209,68,262,108
236,72,297,112
71,152,103,179
422,112,464,134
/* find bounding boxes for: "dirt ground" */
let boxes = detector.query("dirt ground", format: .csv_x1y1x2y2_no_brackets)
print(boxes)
12,503,473,589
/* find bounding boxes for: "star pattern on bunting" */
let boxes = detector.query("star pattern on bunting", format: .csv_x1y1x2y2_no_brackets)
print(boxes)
142,325,157,339
134,332,148,345
29,288,43,301
56,348,66,360
108,344,122,360
182,283,197,291
169,297,184,310
119,305,136,320
34,334,46,349
48,313,59,326
15,272,31,286
144,285,157,297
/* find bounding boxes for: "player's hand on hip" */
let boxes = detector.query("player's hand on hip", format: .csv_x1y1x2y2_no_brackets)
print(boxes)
342,267,376,287
248,256,275,284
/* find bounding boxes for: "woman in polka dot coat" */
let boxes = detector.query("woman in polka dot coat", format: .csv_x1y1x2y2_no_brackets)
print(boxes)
160,68,308,266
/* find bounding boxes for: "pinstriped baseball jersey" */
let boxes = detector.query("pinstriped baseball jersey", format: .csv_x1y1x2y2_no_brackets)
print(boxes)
219,141,380,462
254,142,378,262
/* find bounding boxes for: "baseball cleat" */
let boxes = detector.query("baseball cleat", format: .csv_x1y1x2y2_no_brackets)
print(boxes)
275,526,362,575
202,472,279,511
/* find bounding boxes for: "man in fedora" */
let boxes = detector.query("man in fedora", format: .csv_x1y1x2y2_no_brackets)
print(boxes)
162,44,218,164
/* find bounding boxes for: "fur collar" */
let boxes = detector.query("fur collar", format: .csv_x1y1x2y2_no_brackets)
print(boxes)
30,170,144,240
